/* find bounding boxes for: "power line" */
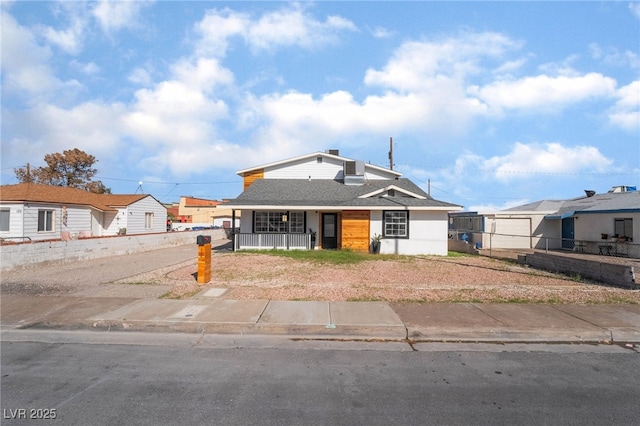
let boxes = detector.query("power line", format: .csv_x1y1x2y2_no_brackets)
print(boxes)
96,176,241,185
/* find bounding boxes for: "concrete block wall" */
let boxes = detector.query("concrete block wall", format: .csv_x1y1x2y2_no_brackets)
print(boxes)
448,240,480,255
524,252,636,289
1,229,226,271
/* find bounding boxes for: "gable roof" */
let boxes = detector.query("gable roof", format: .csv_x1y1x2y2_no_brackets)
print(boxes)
224,178,462,211
0,183,150,212
236,151,402,178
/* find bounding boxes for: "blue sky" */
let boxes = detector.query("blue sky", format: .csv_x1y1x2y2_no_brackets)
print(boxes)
2,1,639,211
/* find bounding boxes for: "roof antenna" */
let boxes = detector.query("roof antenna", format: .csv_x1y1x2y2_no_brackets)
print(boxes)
388,137,394,171
135,181,144,194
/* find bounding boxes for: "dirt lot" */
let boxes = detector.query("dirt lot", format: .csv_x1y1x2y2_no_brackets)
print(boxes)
125,252,640,304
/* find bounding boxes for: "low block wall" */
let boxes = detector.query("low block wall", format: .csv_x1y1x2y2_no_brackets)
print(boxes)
448,240,480,255
1,229,226,271
523,252,637,289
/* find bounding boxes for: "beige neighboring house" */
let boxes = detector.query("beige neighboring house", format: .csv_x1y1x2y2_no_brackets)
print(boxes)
176,196,238,230
0,183,167,242
449,186,639,258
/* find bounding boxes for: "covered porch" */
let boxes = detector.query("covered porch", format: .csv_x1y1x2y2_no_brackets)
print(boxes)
233,232,314,250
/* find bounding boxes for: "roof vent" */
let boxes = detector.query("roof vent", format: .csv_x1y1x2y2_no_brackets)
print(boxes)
584,190,596,197
344,160,366,185
608,185,637,193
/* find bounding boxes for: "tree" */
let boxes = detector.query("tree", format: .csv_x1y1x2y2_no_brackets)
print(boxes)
15,148,111,194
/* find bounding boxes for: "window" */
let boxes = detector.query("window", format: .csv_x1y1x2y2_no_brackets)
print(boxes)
614,218,633,241
0,209,9,232
145,212,154,229
254,211,305,233
38,210,54,232
383,211,409,238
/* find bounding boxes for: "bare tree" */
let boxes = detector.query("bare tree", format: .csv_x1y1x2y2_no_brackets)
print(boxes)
15,148,111,194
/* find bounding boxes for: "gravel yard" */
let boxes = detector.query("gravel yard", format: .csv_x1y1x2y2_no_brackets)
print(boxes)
148,252,640,304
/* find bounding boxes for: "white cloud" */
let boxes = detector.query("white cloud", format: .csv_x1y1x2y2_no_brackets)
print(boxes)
480,142,613,179
364,32,520,92
589,43,640,69
195,4,356,57
128,67,153,86
92,0,151,33
171,58,234,92
630,2,640,19
2,101,127,171
609,80,640,131
70,60,100,75
246,8,356,51
468,73,617,112
0,11,66,97
370,26,394,39
39,21,85,54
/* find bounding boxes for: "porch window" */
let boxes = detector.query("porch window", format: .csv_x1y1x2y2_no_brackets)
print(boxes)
38,210,54,232
0,209,9,232
254,211,305,233
145,212,154,229
383,210,409,238
614,218,633,241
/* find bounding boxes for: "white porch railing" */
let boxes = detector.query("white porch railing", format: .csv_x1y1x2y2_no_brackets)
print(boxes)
234,233,313,250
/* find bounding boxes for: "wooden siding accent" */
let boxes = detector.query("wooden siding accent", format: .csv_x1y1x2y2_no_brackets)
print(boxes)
243,169,264,189
341,210,370,252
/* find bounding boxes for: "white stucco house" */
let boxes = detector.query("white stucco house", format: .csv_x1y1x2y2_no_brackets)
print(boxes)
0,183,167,242
223,150,462,255
449,186,639,258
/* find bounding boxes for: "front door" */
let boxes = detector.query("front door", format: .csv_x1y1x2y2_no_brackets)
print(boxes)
322,213,338,249
561,217,575,249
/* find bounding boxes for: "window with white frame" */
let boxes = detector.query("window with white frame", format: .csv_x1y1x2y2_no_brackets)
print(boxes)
614,218,633,241
0,209,9,232
38,209,54,232
254,211,305,233
145,212,154,229
383,210,409,238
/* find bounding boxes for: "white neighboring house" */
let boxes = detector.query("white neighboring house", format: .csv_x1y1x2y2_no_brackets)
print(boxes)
223,150,462,255
0,183,167,242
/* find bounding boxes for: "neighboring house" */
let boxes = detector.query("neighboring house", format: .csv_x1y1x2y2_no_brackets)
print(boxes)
176,196,239,230
165,203,191,224
0,183,167,242
449,186,639,257
223,150,462,255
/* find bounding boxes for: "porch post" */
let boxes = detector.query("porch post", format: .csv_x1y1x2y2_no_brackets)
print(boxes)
231,209,236,251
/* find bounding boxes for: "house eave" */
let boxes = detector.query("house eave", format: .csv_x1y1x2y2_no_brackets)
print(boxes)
225,204,462,211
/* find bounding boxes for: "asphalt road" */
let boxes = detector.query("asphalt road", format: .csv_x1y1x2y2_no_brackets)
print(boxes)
2,331,638,425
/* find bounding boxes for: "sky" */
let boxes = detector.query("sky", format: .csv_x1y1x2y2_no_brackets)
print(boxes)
1,1,639,211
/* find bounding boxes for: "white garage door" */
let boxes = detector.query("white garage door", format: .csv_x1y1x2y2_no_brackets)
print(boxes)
490,218,531,249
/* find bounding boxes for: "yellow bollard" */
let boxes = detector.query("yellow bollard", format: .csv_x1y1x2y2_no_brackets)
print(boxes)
197,243,212,284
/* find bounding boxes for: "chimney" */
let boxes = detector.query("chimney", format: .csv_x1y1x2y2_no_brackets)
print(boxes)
584,190,596,197
326,149,339,156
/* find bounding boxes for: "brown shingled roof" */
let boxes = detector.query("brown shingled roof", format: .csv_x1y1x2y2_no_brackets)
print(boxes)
0,183,148,212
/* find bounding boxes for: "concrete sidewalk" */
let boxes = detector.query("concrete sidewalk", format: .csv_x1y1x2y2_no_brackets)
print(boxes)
2,292,639,343
2,241,639,344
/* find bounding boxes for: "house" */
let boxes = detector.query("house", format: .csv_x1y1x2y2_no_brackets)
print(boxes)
173,196,240,230
0,183,167,242
449,186,639,257
223,150,462,255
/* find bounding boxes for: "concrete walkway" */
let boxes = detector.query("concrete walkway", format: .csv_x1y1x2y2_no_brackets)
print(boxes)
2,293,639,343
1,241,639,344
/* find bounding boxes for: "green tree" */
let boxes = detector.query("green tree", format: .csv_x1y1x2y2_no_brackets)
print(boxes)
15,148,111,194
